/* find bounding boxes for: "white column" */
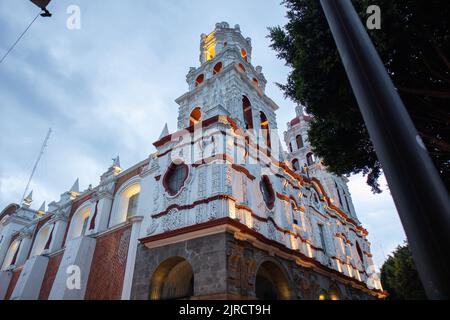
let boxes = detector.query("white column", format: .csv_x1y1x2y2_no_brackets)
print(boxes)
0,271,12,300
121,215,143,300
48,236,96,300
11,255,49,300
49,219,68,252
0,229,13,268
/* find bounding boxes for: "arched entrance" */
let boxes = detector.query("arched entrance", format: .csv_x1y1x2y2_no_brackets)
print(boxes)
149,257,194,300
319,285,341,300
255,261,291,300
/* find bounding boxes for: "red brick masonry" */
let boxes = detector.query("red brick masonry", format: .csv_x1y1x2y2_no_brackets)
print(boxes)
85,225,132,300
39,252,64,300
4,268,21,300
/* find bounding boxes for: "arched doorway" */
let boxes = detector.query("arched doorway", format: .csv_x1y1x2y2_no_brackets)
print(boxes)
319,285,341,300
255,261,290,300
150,257,194,300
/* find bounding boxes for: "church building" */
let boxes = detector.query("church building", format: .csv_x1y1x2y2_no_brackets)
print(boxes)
0,22,385,300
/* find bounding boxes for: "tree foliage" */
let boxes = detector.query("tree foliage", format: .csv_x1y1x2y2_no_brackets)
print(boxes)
269,0,450,193
380,243,427,300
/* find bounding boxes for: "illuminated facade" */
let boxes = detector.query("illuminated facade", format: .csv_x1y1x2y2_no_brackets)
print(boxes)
0,22,385,300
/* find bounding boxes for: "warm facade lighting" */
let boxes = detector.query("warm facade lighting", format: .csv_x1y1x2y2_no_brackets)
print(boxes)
306,243,313,258
336,259,342,272
347,264,353,277
241,48,248,61
204,32,216,61
290,236,298,250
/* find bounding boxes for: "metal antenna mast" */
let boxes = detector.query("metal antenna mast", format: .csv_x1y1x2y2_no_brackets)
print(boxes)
20,128,52,204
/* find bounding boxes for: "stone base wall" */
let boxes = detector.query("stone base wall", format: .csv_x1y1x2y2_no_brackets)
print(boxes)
131,231,374,300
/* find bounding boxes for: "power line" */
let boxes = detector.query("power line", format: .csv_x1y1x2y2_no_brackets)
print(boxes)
0,11,41,66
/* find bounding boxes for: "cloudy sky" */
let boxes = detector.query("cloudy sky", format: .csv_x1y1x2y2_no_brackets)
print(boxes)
0,0,406,268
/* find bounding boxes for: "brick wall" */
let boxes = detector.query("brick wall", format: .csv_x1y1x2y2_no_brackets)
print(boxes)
4,268,22,300
85,225,131,300
38,252,64,300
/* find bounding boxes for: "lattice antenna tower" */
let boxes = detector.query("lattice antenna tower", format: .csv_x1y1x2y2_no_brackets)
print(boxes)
20,128,52,204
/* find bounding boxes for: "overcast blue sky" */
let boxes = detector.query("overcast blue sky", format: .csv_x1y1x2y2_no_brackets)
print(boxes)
0,0,406,268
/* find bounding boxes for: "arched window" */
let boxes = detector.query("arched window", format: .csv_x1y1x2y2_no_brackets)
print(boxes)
163,162,188,196
318,224,327,253
189,107,202,126
1,239,20,270
313,191,319,204
237,63,246,73
252,77,259,87
292,159,300,171
335,182,344,208
110,182,141,226
30,224,54,257
150,257,194,300
356,241,364,264
344,194,350,211
296,135,304,149
242,96,254,130
195,74,204,87
291,202,298,225
206,45,215,61
260,175,275,210
127,193,139,218
255,261,290,300
67,206,91,241
306,152,315,166
213,62,222,75
289,142,293,153
259,111,271,149
241,48,248,61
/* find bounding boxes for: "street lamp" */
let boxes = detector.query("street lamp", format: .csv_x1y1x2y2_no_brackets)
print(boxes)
30,0,52,17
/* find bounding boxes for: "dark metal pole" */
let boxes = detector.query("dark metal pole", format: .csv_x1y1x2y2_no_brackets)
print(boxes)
320,0,450,299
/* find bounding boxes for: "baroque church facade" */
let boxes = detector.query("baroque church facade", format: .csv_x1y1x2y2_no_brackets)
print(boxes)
0,22,385,300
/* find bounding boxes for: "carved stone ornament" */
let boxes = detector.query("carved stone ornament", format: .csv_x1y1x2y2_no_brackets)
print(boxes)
147,218,159,235
162,208,184,232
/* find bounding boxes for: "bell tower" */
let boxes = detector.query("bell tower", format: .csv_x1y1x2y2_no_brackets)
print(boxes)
284,107,359,221
199,22,252,65
133,22,383,301
175,22,280,157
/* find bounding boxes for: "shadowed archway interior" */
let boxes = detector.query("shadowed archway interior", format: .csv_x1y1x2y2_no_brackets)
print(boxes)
149,256,194,300
255,261,290,300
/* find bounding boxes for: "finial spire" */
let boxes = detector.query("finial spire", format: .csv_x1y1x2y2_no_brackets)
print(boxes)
38,201,46,215
69,178,79,194
23,190,33,207
112,155,120,168
159,123,169,139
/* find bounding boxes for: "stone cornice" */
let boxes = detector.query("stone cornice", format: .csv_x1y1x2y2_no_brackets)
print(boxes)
139,217,386,299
